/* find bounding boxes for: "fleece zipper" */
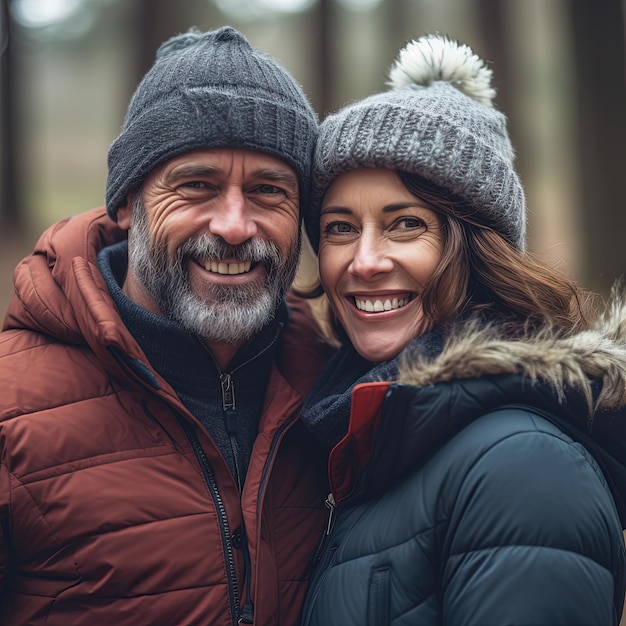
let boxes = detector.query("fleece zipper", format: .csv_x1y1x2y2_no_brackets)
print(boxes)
209,325,282,495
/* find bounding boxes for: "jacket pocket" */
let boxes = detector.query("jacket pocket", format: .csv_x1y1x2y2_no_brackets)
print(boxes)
368,566,390,626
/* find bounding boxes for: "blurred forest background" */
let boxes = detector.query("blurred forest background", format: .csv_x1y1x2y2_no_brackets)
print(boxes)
0,0,625,319
1,2,625,621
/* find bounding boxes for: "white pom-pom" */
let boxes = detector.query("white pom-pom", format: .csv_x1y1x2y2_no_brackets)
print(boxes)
387,34,496,107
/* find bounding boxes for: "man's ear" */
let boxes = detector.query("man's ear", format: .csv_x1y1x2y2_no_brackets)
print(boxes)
116,195,134,231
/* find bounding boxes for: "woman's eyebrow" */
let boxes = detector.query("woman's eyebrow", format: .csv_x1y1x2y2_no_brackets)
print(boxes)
320,206,353,216
382,202,431,213
321,202,430,215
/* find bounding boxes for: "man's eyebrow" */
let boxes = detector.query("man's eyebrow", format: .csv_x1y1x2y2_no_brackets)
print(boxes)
254,169,299,190
164,165,298,190
165,165,220,183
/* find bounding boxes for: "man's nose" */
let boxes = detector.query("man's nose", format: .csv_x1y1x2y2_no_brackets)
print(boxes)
208,188,258,245
348,232,394,279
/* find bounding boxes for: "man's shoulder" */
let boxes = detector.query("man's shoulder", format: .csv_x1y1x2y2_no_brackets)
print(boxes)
0,328,111,422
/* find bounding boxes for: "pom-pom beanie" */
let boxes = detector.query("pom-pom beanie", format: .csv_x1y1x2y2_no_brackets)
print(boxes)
106,26,318,221
305,34,526,251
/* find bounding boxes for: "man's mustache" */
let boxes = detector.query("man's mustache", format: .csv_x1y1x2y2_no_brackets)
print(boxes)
178,235,281,264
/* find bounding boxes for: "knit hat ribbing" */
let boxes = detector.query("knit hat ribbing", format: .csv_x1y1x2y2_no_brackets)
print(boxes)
106,26,318,221
305,34,526,251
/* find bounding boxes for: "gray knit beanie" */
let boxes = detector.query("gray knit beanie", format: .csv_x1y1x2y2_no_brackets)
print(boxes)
106,26,317,221
306,34,526,251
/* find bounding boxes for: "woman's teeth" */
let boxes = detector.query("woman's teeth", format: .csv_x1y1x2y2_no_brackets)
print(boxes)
203,260,252,275
355,296,411,312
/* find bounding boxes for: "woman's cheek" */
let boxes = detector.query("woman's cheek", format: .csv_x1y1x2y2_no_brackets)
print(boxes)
318,243,335,290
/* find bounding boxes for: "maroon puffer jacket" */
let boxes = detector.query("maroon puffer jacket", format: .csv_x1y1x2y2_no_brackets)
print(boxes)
0,208,333,625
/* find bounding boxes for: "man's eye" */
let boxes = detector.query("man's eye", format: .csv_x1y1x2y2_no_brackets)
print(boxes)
257,184,281,194
181,181,208,189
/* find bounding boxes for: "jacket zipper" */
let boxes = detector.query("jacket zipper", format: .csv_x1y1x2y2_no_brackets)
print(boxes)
302,491,339,625
310,492,337,566
178,417,241,626
301,493,340,626
249,406,303,621
303,492,368,625
205,328,282,624
220,372,244,493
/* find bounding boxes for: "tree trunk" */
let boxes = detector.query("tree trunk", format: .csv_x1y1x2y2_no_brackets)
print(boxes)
0,0,21,230
570,0,626,295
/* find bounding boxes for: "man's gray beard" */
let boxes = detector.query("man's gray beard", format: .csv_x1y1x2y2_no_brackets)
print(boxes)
127,195,301,344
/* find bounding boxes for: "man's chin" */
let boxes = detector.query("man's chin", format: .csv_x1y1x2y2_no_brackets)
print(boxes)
167,287,278,341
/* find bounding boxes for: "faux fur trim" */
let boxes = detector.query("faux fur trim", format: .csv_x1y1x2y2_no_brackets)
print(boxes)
397,290,626,414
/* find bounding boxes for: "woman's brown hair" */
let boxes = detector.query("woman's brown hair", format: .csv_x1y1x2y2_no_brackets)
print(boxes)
297,170,595,343
399,172,594,336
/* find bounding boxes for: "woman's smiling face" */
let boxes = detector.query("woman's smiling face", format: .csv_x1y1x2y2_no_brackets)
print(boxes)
319,168,445,362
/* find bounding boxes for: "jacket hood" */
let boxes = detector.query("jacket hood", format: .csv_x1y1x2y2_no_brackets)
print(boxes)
3,208,148,367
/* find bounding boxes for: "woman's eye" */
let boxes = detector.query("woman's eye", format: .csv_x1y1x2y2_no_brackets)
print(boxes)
395,216,424,230
325,221,355,235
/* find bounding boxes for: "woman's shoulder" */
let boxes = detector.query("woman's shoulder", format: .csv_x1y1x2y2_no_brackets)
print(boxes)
433,407,620,544
437,405,608,491
426,406,625,626
448,404,586,454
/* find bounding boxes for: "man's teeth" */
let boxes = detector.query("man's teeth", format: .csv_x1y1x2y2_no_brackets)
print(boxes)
204,260,252,275
355,296,411,312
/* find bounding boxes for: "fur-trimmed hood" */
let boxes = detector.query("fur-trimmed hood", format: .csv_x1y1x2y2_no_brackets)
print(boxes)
398,292,626,417
326,291,626,526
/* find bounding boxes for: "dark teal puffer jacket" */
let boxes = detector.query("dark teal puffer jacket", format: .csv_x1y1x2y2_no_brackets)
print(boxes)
301,305,626,626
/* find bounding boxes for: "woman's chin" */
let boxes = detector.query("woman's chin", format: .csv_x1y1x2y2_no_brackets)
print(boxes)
349,335,410,363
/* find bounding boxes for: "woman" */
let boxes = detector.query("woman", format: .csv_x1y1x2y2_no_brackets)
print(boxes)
300,35,626,625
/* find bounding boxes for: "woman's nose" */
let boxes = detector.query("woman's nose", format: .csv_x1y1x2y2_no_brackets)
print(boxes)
348,233,394,279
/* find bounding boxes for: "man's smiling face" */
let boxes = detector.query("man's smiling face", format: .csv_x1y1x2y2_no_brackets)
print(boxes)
117,147,301,360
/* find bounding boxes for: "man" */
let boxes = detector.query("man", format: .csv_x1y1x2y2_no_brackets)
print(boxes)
0,27,333,625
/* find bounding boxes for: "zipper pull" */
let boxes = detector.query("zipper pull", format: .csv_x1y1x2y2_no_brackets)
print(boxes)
220,373,236,412
324,492,336,536
310,492,338,566
238,602,254,624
